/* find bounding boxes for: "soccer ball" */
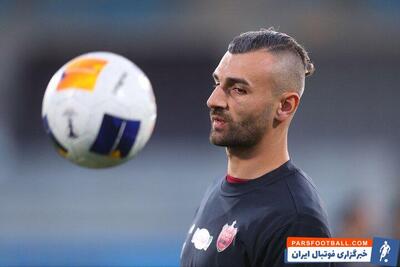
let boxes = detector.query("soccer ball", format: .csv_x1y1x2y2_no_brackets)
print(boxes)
42,52,157,168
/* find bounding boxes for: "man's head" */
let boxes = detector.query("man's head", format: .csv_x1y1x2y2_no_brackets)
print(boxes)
207,28,314,147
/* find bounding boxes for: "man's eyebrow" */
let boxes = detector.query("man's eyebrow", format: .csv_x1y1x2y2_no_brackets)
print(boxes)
226,77,250,86
212,73,250,86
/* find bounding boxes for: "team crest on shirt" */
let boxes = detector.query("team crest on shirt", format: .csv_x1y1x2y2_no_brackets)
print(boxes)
216,220,238,252
191,227,213,251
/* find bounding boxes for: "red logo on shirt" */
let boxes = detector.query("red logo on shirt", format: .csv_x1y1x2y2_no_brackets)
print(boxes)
216,220,238,252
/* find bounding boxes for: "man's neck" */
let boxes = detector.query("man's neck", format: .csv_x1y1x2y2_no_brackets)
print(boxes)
226,131,289,180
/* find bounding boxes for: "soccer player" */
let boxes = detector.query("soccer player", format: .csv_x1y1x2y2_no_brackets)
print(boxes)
379,241,391,262
180,29,333,267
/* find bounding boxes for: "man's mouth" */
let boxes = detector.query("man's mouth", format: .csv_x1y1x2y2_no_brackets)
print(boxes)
211,115,227,130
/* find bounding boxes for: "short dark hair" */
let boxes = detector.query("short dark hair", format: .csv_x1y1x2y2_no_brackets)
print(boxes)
228,28,315,77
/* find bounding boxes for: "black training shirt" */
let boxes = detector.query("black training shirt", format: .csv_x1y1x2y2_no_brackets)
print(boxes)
180,160,333,267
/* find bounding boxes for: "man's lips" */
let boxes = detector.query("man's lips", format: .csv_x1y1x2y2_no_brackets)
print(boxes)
211,115,226,122
211,115,227,130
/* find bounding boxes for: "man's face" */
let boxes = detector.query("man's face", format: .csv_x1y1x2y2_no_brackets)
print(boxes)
207,50,278,147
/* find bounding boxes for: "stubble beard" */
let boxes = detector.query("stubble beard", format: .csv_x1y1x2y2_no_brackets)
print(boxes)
209,108,271,148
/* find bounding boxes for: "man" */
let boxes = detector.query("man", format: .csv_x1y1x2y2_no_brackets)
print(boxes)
180,29,332,267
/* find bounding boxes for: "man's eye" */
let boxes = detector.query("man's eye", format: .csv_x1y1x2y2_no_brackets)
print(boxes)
232,88,247,95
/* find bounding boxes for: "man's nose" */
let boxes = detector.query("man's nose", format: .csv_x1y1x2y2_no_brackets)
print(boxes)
207,86,227,109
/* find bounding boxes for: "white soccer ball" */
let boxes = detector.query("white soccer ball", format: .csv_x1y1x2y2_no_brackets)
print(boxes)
42,52,157,168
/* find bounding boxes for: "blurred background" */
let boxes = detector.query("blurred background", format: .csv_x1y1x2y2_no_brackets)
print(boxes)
0,0,399,266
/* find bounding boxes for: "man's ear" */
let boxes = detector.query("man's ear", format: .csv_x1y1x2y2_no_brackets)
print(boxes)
275,92,300,122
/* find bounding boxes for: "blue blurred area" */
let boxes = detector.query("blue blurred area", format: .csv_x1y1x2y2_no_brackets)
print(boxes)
36,0,176,23
0,240,181,266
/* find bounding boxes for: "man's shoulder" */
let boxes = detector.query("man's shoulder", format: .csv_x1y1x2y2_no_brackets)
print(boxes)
251,164,327,214
249,165,331,235
247,174,332,246
283,167,328,219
